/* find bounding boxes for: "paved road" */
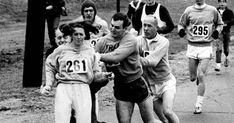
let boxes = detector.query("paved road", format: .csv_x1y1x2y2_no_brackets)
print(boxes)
99,59,234,123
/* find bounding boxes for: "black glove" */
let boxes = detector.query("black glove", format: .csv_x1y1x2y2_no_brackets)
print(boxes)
211,30,219,39
178,29,186,38
89,80,109,94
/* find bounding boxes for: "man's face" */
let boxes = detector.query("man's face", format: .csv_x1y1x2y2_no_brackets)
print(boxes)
143,23,157,39
55,29,70,46
218,0,227,9
110,19,125,38
83,7,95,22
195,0,205,5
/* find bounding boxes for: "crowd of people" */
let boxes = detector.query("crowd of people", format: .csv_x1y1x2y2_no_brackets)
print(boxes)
41,0,234,123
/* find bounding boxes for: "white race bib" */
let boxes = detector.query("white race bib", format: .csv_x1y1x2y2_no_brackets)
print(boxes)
66,58,88,74
191,25,209,37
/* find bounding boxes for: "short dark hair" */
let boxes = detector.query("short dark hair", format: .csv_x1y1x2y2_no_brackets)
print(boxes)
218,0,227,2
111,12,131,29
81,0,97,20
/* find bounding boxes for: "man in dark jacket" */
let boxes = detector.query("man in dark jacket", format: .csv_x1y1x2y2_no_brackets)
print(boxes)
45,0,67,57
127,0,145,30
215,0,234,71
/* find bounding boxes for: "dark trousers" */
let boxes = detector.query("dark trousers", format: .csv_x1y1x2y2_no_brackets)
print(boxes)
46,14,60,47
215,31,231,63
45,14,60,57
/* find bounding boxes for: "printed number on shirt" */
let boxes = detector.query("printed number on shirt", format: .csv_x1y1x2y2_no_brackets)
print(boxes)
192,25,209,37
66,58,88,73
143,51,150,57
90,38,99,47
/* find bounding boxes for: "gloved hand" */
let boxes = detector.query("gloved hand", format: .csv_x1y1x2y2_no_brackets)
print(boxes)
178,29,186,38
211,30,219,39
40,85,52,96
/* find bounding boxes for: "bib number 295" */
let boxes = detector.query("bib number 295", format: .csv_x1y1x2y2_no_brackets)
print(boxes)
192,25,209,36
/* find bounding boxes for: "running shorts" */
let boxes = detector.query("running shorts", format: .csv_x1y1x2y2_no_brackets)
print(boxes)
113,77,150,103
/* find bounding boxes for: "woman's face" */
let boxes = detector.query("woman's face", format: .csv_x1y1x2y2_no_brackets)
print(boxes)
71,27,86,47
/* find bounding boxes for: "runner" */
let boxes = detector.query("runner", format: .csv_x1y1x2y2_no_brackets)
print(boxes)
71,0,109,47
95,12,162,123
71,1,110,122
41,21,113,123
127,0,145,35
137,15,180,123
177,0,223,114
134,0,174,35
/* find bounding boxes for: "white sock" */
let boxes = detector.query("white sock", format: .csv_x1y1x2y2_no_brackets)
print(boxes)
225,56,228,59
216,63,221,68
195,96,204,107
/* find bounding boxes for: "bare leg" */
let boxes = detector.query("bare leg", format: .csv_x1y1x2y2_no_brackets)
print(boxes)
188,58,199,82
116,100,135,123
162,90,180,123
153,99,168,123
138,96,162,123
197,59,209,97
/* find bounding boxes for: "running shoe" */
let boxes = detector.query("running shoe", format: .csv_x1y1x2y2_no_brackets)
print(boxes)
224,58,229,67
214,64,221,71
194,106,202,114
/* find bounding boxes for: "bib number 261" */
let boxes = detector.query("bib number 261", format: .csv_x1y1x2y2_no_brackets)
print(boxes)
66,59,88,73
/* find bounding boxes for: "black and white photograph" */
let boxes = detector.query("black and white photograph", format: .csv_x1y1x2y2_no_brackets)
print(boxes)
0,0,234,123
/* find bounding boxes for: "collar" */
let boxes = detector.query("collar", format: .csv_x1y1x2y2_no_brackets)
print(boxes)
194,3,207,9
145,33,160,43
218,7,227,10
130,0,142,9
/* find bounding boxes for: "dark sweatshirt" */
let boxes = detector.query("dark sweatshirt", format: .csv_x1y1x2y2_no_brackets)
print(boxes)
217,7,234,32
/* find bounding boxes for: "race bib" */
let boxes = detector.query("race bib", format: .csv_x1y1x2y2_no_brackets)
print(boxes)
192,25,209,37
66,58,88,74
90,38,99,47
